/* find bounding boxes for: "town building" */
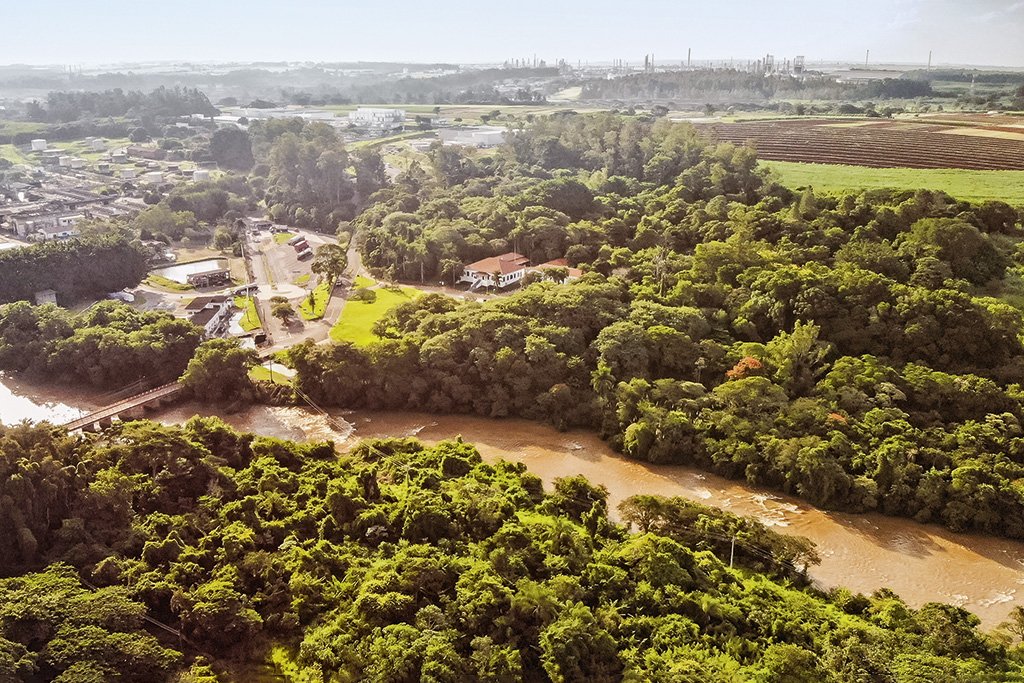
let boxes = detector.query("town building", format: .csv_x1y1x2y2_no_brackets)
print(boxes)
460,252,531,289
35,220,82,241
185,295,234,338
4,208,83,239
347,108,406,133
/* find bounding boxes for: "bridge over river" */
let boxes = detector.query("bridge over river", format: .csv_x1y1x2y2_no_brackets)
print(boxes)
62,381,184,432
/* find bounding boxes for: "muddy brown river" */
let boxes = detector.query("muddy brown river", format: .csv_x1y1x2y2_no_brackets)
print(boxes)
2,376,1022,629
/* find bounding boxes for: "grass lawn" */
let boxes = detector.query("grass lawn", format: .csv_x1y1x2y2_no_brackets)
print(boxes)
764,161,1024,205
234,296,262,331
0,144,31,165
146,275,193,291
248,366,291,386
299,280,333,320
294,273,310,286
330,281,421,346
273,231,296,244
349,130,435,150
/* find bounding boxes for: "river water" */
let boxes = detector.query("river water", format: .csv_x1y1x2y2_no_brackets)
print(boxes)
3,376,1022,628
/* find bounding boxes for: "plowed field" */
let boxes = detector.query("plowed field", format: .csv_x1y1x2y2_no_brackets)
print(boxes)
696,118,1024,170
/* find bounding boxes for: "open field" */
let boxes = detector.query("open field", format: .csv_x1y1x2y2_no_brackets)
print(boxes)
0,144,30,165
349,130,435,150
298,280,332,320
234,296,261,331
329,277,420,346
0,120,48,138
765,161,1024,204
697,118,1024,170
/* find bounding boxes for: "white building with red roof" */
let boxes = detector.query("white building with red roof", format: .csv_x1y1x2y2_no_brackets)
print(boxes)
460,252,531,289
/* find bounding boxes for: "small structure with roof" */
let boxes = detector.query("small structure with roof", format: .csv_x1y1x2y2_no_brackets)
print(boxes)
186,266,231,288
185,295,234,338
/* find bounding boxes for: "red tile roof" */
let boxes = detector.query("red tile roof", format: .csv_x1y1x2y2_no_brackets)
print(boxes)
465,252,530,276
531,258,584,278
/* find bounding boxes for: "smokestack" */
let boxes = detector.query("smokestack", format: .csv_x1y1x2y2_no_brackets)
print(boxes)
865,49,870,67
928,50,932,71
687,48,691,67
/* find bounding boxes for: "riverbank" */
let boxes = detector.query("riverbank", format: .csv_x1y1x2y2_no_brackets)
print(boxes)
155,402,1024,629
3,373,1022,629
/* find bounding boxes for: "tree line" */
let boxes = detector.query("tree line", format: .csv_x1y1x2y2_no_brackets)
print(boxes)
285,112,1024,539
0,300,202,389
579,70,933,103
0,235,149,306
1,419,1018,681
26,86,219,124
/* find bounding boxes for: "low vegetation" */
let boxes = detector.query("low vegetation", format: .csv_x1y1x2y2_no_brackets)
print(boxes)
329,277,420,345
234,295,261,331
766,161,1024,204
298,279,333,320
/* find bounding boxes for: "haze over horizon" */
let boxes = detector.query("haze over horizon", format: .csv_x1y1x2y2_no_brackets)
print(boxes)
4,0,1024,69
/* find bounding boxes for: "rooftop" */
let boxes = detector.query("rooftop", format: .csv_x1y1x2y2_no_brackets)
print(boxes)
185,295,230,312
465,252,530,276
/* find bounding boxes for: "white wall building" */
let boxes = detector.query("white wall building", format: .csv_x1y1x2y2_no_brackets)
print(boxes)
460,252,530,289
348,108,405,132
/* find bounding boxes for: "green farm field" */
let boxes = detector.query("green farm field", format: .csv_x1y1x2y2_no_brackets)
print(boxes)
765,161,1024,205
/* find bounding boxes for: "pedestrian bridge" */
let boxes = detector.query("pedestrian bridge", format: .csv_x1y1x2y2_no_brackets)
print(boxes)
62,381,184,432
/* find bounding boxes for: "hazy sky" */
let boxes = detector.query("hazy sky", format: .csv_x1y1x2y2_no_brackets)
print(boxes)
4,0,1024,67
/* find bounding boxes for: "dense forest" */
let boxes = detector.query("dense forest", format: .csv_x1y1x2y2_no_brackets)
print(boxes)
0,235,149,305
26,86,219,124
2,419,1021,681
282,113,1024,539
0,300,202,389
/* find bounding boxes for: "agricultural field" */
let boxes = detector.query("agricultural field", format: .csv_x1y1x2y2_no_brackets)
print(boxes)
765,161,1024,204
696,117,1024,170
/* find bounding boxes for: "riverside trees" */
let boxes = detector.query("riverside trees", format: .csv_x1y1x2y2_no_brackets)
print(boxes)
0,419,1017,681
0,300,202,389
287,113,1024,538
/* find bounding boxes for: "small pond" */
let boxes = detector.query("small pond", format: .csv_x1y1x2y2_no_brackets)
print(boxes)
150,258,229,284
